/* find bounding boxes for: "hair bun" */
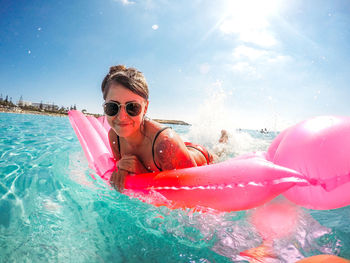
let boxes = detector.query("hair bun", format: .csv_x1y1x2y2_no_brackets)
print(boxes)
109,65,126,75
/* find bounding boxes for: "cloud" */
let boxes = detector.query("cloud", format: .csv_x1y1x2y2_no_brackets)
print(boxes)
233,45,268,60
216,2,294,80
117,0,135,5
239,30,277,47
218,0,281,47
232,45,292,64
229,62,258,76
225,45,292,78
220,17,277,47
152,24,159,30
265,54,292,64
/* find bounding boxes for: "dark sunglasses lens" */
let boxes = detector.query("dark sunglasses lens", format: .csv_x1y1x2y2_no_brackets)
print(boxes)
104,103,119,116
126,102,142,116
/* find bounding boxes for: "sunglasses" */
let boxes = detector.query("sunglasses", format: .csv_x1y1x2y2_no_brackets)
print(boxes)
103,101,142,117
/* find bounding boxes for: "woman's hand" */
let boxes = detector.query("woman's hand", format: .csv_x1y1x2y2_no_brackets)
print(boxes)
110,169,128,192
110,154,148,192
117,154,149,175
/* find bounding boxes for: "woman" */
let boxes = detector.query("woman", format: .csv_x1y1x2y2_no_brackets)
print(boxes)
102,65,212,191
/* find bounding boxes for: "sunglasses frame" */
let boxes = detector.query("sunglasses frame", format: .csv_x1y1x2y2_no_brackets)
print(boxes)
103,101,143,117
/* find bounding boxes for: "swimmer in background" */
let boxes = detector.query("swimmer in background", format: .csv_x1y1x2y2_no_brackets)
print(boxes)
213,129,230,159
101,65,213,192
219,129,229,143
260,128,268,134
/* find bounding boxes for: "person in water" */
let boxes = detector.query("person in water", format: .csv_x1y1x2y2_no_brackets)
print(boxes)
219,129,229,143
101,65,212,191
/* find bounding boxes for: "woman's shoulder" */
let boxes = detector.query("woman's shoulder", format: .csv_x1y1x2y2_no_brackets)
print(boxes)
151,126,195,170
145,120,174,141
145,120,196,170
149,122,186,156
145,119,164,132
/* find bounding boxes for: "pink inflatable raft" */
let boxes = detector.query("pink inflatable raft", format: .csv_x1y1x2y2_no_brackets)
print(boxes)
68,111,350,212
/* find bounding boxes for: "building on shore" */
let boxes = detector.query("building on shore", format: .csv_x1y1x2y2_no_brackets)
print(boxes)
32,102,59,111
17,100,33,107
17,98,59,111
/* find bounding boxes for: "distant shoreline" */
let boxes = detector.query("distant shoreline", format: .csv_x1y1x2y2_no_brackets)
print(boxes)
0,107,67,117
0,107,191,125
152,119,190,126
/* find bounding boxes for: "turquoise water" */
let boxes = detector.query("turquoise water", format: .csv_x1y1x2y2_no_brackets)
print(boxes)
0,113,349,262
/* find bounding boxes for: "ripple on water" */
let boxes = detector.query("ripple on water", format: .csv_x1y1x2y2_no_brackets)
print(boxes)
0,200,11,227
0,164,20,178
5,152,34,165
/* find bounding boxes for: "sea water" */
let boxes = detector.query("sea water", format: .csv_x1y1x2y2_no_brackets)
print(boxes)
0,113,349,263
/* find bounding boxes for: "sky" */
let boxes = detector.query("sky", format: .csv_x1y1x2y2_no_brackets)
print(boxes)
1,0,350,130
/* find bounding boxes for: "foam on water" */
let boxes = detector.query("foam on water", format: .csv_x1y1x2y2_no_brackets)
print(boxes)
0,112,349,262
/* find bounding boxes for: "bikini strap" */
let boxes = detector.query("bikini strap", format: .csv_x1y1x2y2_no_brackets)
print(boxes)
152,127,172,171
117,135,121,157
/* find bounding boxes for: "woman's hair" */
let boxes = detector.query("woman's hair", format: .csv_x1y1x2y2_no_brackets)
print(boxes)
101,65,149,100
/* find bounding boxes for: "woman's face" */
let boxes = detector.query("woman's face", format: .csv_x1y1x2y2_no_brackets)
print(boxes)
105,83,148,138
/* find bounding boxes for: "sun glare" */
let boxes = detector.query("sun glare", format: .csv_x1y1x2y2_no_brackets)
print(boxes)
219,0,281,47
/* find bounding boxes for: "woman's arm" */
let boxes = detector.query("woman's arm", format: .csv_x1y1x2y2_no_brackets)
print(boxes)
108,129,149,191
108,129,125,191
153,129,197,171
